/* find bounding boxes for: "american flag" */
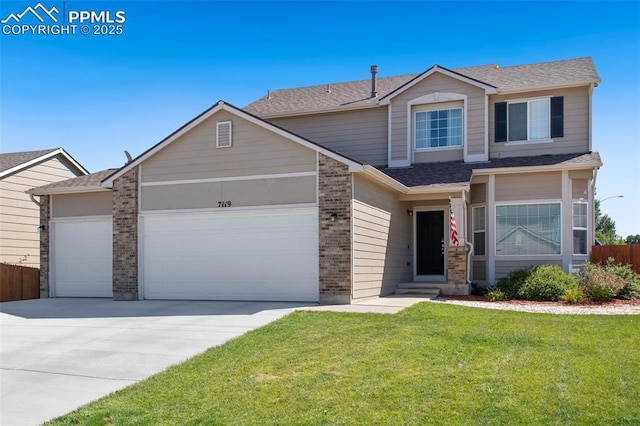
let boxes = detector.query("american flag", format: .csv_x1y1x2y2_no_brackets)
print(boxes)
449,203,459,246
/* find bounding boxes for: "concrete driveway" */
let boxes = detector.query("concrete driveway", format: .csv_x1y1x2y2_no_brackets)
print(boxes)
0,298,310,425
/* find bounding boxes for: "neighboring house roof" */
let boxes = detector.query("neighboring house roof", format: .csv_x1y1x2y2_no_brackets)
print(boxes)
378,152,602,189
101,100,364,188
0,148,88,179
30,169,117,195
244,57,600,117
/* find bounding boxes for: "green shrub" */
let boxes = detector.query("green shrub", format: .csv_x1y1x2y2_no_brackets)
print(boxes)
603,260,640,300
517,265,578,301
579,262,626,302
487,289,507,302
495,267,532,299
561,287,587,304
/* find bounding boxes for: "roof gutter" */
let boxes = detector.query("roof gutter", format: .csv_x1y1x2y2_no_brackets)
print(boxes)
495,80,600,95
471,160,602,176
359,165,408,192
358,166,470,195
29,186,110,196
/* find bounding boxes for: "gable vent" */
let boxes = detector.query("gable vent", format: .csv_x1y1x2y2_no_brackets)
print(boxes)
216,121,232,148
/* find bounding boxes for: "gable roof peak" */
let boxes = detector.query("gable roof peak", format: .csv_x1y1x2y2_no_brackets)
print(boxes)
0,147,88,178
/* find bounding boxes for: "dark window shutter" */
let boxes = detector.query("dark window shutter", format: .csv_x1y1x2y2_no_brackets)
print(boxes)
495,102,507,142
551,96,564,138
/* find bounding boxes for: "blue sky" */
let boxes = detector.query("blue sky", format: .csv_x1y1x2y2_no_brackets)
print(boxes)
1,1,639,236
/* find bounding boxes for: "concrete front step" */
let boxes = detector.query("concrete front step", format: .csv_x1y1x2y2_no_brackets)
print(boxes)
394,288,440,297
394,283,441,297
394,282,471,297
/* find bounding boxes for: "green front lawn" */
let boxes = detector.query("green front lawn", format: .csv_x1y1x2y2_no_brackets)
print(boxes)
48,303,639,425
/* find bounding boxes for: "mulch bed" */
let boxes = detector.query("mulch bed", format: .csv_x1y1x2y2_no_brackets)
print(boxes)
441,294,640,307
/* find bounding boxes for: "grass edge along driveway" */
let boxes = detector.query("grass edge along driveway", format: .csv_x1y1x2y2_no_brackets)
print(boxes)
47,303,639,425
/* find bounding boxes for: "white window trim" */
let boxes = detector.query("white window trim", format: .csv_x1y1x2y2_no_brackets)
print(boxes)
406,93,468,163
494,200,563,258
472,204,486,258
505,97,552,144
216,120,233,148
572,201,589,256
414,106,464,152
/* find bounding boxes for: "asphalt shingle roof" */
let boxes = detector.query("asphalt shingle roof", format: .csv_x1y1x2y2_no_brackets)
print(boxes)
0,148,58,174
244,57,600,116
30,169,117,194
378,152,601,188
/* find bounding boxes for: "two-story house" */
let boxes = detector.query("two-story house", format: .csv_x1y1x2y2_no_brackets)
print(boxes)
30,57,601,303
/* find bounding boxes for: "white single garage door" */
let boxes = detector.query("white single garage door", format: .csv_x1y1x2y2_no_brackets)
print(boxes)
141,207,319,301
52,219,113,297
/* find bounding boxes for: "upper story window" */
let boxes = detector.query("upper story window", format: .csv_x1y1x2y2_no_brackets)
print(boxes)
415,107,463,149
495,96,563,143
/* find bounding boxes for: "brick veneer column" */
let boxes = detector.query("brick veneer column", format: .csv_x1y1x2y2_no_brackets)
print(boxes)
318,154,352,304
447,246,469,285
112,168,138,300
39,195,50,298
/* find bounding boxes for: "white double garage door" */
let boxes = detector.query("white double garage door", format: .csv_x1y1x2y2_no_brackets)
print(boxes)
52,208,319,301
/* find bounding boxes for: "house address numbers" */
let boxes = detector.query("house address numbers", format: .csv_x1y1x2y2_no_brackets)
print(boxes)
218,201,232,208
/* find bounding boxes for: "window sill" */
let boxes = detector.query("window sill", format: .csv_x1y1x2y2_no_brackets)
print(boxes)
414,145,463,152
495,254,562,258
502,139,554,146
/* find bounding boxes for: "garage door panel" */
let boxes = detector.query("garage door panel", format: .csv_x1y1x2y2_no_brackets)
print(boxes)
53,220,112,297
142,208,319,301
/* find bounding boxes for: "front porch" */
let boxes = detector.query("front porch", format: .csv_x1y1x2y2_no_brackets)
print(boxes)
395,245,471,296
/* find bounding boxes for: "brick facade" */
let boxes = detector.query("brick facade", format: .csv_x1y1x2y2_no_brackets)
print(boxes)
112,168,138,300
446,246,469,294
318,154,352,304
39,195,50,298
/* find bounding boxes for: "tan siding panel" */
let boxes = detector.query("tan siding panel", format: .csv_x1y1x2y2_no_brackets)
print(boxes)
495,172,561,202
472,260,486,281
572,179,588,199
352,175,412,299
495,259,562,280
141,110,316,182
270,108,388,166
390,72,486,164
141,175,316,211
489,86,590,158
52,192,113,217
470,183,487,204
0,157,79,268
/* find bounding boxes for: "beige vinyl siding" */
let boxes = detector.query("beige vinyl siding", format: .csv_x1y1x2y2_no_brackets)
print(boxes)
495,172,562,202
352,175,411,299
141,176,316,211
472,260,486,282
389,72,486,163
141,110,316,183
489,86,590,158
572,179,588,199
470,183,487,204
52,192,112,217
0,157,79,267
495,259,563,280
269,107,388,166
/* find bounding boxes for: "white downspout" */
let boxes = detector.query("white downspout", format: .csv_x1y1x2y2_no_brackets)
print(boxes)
28,192,41,207
463,200,474,284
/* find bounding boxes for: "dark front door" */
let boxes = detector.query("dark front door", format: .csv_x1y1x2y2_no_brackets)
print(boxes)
416,211,445,276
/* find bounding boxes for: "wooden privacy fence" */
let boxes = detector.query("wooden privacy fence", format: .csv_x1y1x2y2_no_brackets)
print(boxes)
0,263,40,302
591,245,640,274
